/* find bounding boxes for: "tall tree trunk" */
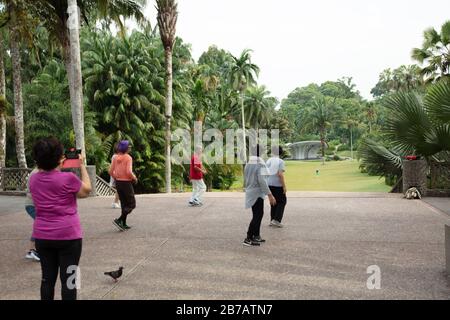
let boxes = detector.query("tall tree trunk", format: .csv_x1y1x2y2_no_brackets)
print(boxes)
164,48,173,193
9,3,27,168
320,128,325,166
0,32,6,168
67,0,86,160
240,92,247,160
240,92,246,187
350,126,353,160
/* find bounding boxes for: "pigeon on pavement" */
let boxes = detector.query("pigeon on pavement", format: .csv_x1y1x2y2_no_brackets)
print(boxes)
104,267,124,282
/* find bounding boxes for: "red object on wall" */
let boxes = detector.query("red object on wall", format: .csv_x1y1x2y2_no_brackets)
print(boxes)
406,156,418,161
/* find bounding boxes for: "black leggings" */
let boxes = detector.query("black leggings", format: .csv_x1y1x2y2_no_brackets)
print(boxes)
269,186,287,223
115,180,136,224
247,198,264,239
35,239,82,300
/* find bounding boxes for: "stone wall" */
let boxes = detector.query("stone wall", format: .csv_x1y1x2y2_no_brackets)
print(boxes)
402,159,428,196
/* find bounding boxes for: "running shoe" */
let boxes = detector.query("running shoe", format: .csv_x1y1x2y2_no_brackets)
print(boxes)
112,203,121,209
242,238,261,247
252,236,266,243
270,220,284,228
113,219,125,231
25,249,40,262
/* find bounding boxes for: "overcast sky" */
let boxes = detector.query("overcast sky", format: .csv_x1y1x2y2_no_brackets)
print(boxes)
141,0,450,101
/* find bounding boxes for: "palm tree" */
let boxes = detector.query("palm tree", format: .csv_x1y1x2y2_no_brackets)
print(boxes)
384,89,450,157
34,0,147,160
301,98,337,164
83,28,177,192
359,81,450,180
371,65,425,97
8,1,27,168
229,49,260,161
156,0,178,193
189,64,220,123
345,118,358,160
412,20,450,83
0,30,6,168
243,85,277,130
66,0,85,159
366,102,376,134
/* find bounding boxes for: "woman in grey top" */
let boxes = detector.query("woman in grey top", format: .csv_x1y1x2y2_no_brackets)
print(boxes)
243,145,276,247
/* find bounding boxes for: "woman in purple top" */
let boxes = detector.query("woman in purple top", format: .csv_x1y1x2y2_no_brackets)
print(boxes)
30,137,92,300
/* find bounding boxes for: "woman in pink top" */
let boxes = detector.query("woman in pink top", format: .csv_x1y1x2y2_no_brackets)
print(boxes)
109,140,137,231
30,137,92,300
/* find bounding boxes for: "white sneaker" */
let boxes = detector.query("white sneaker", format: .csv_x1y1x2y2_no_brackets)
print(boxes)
112,203,121,209
270,220,283,228
25,249,40,262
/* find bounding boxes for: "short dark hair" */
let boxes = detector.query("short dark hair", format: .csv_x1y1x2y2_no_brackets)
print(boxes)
32,137,64,171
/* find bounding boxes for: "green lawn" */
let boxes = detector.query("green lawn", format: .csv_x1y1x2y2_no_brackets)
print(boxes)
209,160,389,193
283,160,390,192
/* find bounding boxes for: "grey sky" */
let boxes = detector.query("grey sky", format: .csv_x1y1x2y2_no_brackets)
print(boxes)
142,0,450,101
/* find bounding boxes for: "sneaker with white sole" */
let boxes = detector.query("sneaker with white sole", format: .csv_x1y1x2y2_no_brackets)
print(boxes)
112,203,121,209
189,200,202,207
252,236,266,243
113,219,125,231
25,249,40,262
243,238,261,247
194,200,203,206
270,220,283,228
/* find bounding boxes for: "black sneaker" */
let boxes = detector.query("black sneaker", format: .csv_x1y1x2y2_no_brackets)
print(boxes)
252,236,266,243
243,238,260,247
113,219,125,231
123,224,131,230
188,201,198,207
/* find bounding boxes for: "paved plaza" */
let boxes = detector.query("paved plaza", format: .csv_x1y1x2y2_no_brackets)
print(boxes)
0,192,449,300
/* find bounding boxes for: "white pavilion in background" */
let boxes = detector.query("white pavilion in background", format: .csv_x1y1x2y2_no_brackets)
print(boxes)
287,141,328,160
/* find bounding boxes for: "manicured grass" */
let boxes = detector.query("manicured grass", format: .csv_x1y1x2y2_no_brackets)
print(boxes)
283,160,390,192
227,160,389,192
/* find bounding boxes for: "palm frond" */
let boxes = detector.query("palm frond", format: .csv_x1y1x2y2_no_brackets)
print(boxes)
425,80,450,123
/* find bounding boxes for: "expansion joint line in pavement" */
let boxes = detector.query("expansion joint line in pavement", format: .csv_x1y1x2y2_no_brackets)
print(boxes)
100,201,213,299
101,238,169,299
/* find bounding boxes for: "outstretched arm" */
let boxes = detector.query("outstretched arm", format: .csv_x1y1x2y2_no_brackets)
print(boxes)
258,165,276,206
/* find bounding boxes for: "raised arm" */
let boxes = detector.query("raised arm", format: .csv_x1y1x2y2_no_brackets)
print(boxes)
77,155,93,198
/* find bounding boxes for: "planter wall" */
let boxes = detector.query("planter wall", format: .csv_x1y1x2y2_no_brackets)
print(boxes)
402,159,427,196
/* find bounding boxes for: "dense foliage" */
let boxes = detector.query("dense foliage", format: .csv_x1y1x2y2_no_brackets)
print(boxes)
1,1,448,192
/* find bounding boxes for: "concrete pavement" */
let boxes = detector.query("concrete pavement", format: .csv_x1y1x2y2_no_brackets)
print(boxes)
0,192,449,300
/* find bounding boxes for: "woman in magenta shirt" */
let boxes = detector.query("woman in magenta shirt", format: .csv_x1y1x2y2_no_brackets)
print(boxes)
30,137,92,300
